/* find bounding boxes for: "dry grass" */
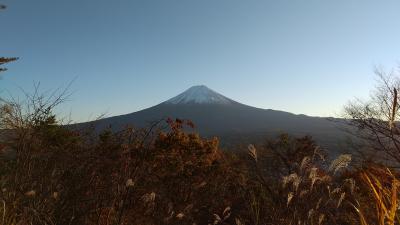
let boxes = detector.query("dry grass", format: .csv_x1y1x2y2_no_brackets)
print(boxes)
0,92,399,224
246,140,357,225
351,166,400,225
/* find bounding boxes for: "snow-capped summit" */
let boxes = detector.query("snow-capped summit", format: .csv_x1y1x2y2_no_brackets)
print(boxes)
164,85,235,105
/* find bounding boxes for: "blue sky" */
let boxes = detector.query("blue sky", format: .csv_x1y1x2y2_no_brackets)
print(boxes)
1,0,400,122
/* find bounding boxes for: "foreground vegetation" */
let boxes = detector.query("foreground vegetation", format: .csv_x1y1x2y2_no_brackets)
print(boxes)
0,81,399,225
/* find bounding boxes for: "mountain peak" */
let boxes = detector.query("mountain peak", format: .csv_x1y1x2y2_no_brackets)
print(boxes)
164,85,235,105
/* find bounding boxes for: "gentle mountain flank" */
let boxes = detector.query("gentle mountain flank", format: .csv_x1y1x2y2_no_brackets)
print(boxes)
75,85,349,152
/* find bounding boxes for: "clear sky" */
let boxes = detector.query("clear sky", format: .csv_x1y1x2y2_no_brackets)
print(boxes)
1,0,400,122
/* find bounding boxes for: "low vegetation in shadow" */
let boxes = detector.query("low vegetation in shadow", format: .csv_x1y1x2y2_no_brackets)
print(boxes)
0,85,399,225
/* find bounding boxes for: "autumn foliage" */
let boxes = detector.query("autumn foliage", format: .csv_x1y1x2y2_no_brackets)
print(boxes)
0,90,399,225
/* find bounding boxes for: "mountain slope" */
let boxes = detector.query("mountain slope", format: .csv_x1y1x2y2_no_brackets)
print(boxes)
77,85,349,151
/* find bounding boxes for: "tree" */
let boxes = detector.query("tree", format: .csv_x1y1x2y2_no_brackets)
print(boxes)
0,57,18,73
0,5,18,73
344,67,400,166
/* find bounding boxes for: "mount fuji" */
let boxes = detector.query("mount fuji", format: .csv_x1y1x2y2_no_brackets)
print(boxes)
77,85,349,151
165,85,236,105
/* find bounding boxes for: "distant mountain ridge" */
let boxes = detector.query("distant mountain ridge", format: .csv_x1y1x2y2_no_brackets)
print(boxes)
75,85,350,153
